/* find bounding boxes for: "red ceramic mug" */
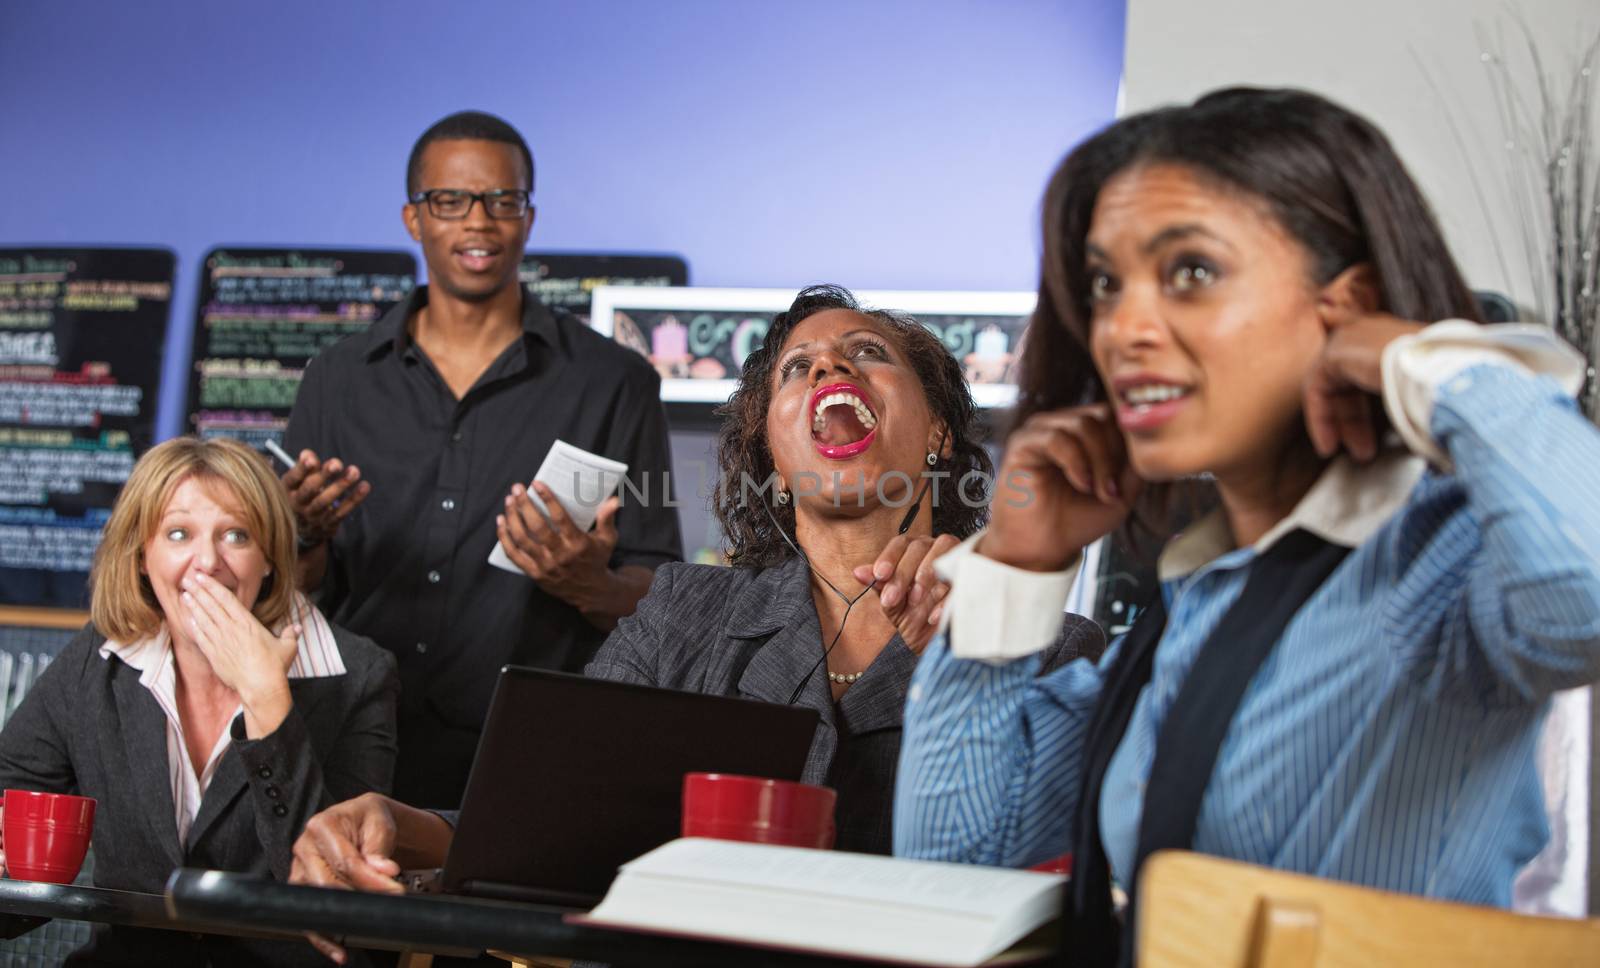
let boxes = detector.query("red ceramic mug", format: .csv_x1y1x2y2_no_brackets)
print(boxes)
1029,853,1073,876
1,790,96,884
682,773,837,849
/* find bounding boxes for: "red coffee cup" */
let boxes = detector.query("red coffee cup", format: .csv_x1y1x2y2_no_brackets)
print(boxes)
2,790,96,884
1029,853,1073,876
682,773,836,849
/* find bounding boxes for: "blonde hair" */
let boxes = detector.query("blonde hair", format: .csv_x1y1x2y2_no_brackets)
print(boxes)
90,436,298,641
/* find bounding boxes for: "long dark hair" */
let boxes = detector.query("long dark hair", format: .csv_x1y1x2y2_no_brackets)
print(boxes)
713,284,992,568
1018,87,1484,533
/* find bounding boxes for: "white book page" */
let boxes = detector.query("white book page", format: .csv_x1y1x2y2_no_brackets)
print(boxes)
583,840,1065,966
488,439,629,576
585,872,995,967
614,839,1061,916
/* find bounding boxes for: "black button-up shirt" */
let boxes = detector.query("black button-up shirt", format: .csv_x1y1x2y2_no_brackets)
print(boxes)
285,285,682,737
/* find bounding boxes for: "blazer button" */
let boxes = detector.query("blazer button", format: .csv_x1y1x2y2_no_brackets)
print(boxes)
257,766,273,779
266,785,281,800
272,803,289,818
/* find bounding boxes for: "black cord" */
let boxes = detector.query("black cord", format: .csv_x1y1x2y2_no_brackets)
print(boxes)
785,592,870,705
765,496,876,704
772,430,946,704
894,427,948,537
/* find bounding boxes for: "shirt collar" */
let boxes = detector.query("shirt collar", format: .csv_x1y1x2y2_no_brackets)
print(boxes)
98,624,176,691
99,592,348,678
1157,449,1426,582
363,284,560,362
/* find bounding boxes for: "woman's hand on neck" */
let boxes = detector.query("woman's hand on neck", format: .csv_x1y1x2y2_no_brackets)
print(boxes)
794,498,935,698
793,497,934,600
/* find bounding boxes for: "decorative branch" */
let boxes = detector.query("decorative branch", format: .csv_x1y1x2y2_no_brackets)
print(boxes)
1479,19,1600,420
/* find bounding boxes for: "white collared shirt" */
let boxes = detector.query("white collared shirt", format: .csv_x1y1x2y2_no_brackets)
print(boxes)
98,592,345,845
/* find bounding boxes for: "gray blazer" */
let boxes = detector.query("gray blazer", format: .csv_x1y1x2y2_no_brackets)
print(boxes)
0,623,399,967
587,557,1104,855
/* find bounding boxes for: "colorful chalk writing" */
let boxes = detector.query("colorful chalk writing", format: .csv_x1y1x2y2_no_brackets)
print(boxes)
185,248,416,452
0,248,173,608
518,253,687,326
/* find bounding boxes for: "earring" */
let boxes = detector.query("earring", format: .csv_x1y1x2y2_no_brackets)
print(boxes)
926,451,938,467
775,489,790,506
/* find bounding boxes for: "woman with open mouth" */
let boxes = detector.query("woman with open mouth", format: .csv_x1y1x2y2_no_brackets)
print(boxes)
285,286,1104,896
578,283,1103,855
895,87,1600,966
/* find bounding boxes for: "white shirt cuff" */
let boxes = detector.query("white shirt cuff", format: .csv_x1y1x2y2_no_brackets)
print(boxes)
1381,320,1585,470
932,530,1082,664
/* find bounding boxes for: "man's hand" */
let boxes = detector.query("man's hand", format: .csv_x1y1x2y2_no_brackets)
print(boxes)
280,449,371,547
854,534,962,653
290,793,406,893
290,793,409,964
497,483,621,612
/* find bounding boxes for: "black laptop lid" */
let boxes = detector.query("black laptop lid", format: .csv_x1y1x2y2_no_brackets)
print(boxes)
441,667,819,904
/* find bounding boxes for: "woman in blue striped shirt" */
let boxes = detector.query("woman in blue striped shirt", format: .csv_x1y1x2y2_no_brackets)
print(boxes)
890,87,1600,964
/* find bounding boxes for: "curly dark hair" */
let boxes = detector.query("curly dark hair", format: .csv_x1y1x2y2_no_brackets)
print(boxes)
713,285,992,568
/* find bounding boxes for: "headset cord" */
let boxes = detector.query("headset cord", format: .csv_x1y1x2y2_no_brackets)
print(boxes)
768,446,942,706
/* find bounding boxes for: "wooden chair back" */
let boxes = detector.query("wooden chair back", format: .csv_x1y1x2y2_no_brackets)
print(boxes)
1137,849,1600,967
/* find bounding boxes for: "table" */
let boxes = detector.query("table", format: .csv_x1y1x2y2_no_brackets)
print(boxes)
0,875,463,966
0,879,169,941
1,869,1047,966
163,868,933,967
0,876,322,949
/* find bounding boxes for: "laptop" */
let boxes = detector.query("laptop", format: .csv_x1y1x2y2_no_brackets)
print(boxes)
424,666,820,908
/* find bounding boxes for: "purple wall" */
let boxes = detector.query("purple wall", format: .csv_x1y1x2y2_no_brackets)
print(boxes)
0,0,1126,439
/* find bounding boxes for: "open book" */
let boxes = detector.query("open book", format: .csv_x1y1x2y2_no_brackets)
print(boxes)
488,440,629,576
571,838,1065,967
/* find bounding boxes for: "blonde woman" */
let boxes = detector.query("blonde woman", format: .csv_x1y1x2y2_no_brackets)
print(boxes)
0,436,397,967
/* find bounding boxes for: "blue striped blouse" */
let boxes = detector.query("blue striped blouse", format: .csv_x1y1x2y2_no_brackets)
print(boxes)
894,363,1600,905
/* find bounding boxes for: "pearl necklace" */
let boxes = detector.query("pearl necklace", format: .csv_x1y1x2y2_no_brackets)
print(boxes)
828,670,863,685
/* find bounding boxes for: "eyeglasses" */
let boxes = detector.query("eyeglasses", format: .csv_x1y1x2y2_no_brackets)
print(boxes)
407,188,531,220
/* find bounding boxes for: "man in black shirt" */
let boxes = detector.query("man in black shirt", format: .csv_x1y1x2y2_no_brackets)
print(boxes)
281,111,682,808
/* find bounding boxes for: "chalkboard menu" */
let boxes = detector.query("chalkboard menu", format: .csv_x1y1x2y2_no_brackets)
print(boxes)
590,286,1034,407
0,247,175,609
186,248,417,451
518,252,687,325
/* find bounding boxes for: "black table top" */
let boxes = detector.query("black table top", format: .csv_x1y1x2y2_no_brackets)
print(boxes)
163,868,929,966
0,878,168,940
0,876,321,946
2,870,1029,965
0,879,165,922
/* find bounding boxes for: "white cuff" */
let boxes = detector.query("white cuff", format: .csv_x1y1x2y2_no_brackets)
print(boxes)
933,530,1082,664
1381,320,1585,470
